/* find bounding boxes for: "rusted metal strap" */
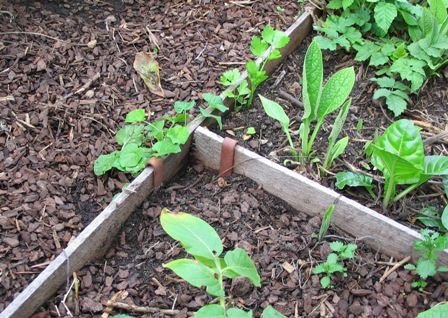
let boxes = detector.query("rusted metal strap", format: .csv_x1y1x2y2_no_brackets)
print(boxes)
148,157,164,188
219,137,238,177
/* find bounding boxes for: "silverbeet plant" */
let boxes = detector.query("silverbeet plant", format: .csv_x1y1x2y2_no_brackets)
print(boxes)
160,209,286,318
341,119,448,207
94,103,193,176
260,40,355,168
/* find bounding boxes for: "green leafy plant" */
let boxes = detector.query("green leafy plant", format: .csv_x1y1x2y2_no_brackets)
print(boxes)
160,209,286,318
404,229,448,289
371,76,411,117
417,206,448,232
260,41,355,166
312,241,357,288
94,105,193,176
335,171,375,198
219,69,251,111
417,303,448,318
318,204,335,241
366,119,448,207
200,93,229,129
111,315,134,318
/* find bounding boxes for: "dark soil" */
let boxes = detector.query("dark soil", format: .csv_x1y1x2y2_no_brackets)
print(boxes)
213,33,448,225
0,0,300,310
40,162,446,318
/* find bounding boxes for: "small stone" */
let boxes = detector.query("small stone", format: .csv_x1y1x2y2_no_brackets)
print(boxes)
349,302,365,315
406,294,418,307
81,298,102,313
4,237,19,247
86,39,97,49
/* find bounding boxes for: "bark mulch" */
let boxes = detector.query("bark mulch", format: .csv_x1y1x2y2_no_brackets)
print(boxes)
0,0,300,311
41,162,446,318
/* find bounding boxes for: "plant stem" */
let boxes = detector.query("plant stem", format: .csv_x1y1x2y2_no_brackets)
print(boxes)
394,180,426,202
213,258,226,309
383,176,395,207
305,119,323,158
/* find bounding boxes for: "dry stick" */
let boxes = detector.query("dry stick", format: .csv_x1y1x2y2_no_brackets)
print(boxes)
105,301,189,316
278,89,303,107
424,131,448,146
64,72,101,99
0,31,64,42
379,255,411,283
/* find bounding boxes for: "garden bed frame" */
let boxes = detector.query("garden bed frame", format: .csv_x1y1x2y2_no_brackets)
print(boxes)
2,8,447,318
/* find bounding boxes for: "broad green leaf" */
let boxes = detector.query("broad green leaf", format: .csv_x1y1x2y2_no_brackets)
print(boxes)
203,93,228,112
318,204,335,241
327,0,342,9
163,259,223,296
219,69,241,86
146,120,165,141
262,306,287,318
416,258,437,279
152,139,181,157
125,109,146,123
195,305,226,318
423,156,448,176
94,151,119,176
318,67,355,119
200,108,223,130
342,0,354,10
116,125,145,145
166,125,190,145
227,308,253,318
259,95,289,132
224,248,261,286
302,41,323,120
246,127,256,135
428,0,448,24
374,2,397,33
371,119,425,182
335,171,373,190
246,60,268,86
386,94,408,117
119,143,145,168
417,304,448,318
441,206,448,230
250,36,269,57
174,100,195,113
160,209,223,260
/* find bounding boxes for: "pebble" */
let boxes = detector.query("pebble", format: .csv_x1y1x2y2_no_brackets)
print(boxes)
3,237,19,247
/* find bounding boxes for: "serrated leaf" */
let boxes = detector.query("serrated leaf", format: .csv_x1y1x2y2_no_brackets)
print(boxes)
203,93,228,112
320,276,331,288
163,259,223,296
318,67,355,119
416,258,437,279
160,209,223,260
327,0,342,9
224,248,261,286
386,93,408,117
261,25,289,49
250,36,269,57
259,95,289,133
374,2,397,33
262,306,287,318
335,171,373,190
146,120,165,141
227,308,253,318
195,305,226,318
302,40,323,120
166,125,189,145
152,139,181,157
125,109,146,123
330,241,345,252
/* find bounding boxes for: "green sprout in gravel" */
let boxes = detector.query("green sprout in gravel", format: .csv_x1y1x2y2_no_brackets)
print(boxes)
405,229,448,290
312,241,357,289
161,209,287,318
199,92,229,130
94,103,194,176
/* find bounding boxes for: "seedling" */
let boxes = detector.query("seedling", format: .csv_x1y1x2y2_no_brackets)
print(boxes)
94,105,192,176
219,69,251,111
260,40,355,167
160,209,287,318
404,229,448,290
246,127,256,135
199,93,229,129
417,206,448,232
317,204,335,241
312,241,357,288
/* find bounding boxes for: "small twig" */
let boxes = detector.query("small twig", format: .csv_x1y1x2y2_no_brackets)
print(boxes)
379,255,411,283
278,89,303,107
106,301,189,316
0,31,64,42
271,70,286,88
0,95,14,102
64,72,101,99
61,279,75,317
424,131,448,146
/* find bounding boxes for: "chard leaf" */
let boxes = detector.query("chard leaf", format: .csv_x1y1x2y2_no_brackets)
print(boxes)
224,248,261,287
262,306,287,318
160,209,223,260
335,171,373,190
125,109,146,123
302,40,323,120
318,67,355,119
417,304,448,318
163,259,223,296
227,308,253,318
423,156,448,176
442,206,448,230
195,305,226,318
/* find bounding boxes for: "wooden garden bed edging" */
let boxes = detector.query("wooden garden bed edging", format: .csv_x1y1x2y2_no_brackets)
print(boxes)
193,126,448,264
0,9,315,318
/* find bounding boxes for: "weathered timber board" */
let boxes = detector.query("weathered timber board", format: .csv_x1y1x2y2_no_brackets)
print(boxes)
192,126,448,264
1,10,316,317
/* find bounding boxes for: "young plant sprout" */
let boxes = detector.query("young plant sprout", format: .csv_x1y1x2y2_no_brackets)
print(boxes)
160,209,287,318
